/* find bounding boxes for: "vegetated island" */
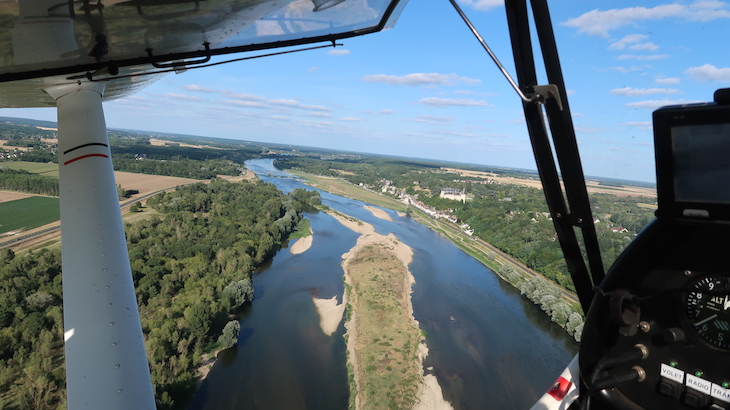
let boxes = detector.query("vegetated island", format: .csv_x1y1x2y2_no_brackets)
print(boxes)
313,208,452,410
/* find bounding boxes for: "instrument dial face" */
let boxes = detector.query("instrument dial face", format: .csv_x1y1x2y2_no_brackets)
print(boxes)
685,275,730,351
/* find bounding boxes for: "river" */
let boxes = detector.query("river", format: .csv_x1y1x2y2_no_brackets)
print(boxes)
189,159,578,409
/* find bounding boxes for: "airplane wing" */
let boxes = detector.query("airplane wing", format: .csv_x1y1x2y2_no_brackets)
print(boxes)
0,0,409,107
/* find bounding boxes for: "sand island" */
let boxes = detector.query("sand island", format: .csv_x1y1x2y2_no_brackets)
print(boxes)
312,206,452,410
289,226,313,255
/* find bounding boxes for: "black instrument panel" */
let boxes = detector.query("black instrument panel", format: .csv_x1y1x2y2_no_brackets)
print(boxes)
580,219,730,410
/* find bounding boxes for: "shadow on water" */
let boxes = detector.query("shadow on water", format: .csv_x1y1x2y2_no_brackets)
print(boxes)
190,159,577,410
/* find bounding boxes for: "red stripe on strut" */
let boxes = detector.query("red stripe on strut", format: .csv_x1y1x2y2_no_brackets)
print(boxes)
64,153,109,165
547,376,572,401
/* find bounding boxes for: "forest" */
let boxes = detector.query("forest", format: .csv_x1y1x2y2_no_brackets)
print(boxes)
0,169,58,196
0,179,321,409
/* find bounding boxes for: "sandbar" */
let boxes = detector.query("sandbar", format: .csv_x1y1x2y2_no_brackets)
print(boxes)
312,295,347,336
290,227,313,255
328,209,375,235
365,205,394,221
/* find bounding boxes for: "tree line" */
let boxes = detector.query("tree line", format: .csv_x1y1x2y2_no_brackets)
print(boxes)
0,169,58,196
112,157,241,179
0,179,321,409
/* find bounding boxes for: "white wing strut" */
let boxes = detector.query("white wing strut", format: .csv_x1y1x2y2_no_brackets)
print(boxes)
45,82,155,409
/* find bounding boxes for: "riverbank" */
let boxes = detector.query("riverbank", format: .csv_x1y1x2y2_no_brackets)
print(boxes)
326,209,452,410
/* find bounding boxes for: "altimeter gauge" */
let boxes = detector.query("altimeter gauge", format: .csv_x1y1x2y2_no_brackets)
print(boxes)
685,275,730,351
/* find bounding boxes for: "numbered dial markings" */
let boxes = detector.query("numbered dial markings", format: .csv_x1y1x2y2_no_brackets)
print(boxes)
685,275,730,350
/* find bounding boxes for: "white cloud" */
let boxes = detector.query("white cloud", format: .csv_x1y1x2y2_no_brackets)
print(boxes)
296,120,337,129
405,115,455,124
685,64,730,81
562,2,730,37
269,99,333,112
328,49,351,55
365,109,396,115
604,65,652,73
362,73,481,87
224,100,267,108
307,112,332,118
340,117,363,122
626,99,700,110
655,76,681,84
622,121,653,130
160,93,205,102
181,84,217,93
459,0,504,11
608,34,648,50
220,95,333,112
427,130,477,139
616,54,670,61
226,92,266,101
610,87,679,96
629,42,659,52
418,97,489,107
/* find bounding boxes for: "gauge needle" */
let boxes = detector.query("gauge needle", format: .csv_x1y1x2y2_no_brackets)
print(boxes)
695,314,718,327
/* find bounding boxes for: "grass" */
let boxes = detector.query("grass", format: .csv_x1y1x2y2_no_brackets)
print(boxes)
0,161,59,177
290,171,408,212
0,196,60,234
288,218,311,240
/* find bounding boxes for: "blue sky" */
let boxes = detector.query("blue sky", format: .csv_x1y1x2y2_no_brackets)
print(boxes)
7,0,730,183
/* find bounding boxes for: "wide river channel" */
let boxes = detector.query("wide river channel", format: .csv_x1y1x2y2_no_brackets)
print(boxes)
189,159,578,409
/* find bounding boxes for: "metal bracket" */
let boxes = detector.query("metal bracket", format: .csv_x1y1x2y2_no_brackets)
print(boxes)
146,42,211,69
533,84,563,111
554,211,586,227
449,0,565,111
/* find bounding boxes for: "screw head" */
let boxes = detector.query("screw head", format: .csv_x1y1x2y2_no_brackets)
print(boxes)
639,321,651,332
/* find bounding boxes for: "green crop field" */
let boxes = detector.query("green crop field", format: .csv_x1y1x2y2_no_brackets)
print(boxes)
0,196,60,234
0,161,59,177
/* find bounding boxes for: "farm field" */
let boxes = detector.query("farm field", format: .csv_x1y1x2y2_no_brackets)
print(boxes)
442,167,657,198
0,196,60,235
0,160,58,176
0,190,32,203
0,162,204,198
114,171,203,198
